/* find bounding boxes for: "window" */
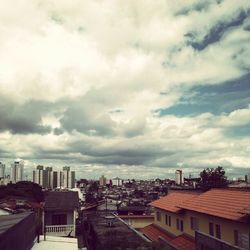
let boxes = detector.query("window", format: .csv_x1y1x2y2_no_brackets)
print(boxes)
165,214,168,225
52,214,67,225
169,216,171,227
190,216,199,230
156,212,161,221
234,230,238,246
180,220,184,232
176,218,179,230
215,224,221,239
209,222,214,236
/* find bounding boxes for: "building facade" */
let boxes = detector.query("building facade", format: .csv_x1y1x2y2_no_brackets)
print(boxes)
112,177,123,186
10,160,24,183
44,191,79,237
142,189,250,250
62,166,75,189
0,162,5,185
33,166,75,189
175,169,183,185
99,175,107,186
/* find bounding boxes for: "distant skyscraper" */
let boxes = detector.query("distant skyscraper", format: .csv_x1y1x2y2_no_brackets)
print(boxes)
63,166,75,189
112,177,122,186
45,167,53,188
32,166,75,189
57,171,64,188
0,162,5,179
175,170,183,185
33,166,55,189
99,175,107,186
11,160,24,183
33,165,44,187
0,162,5,185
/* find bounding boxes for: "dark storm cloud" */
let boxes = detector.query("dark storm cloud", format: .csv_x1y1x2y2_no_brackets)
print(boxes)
186,9,250,50
60,109,114,136
67,139,174,166
0,95,53,134
26,135,174,166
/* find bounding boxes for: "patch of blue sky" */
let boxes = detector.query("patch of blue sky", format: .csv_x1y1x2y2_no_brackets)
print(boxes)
224,124,250,137
159,73,250,117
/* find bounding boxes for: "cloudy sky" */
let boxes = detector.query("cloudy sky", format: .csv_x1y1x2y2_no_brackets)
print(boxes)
0,0,250,179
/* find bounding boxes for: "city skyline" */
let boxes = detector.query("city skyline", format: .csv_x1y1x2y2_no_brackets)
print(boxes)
0,0,250,179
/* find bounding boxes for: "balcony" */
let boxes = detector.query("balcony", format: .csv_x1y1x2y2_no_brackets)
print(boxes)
45,224,75,237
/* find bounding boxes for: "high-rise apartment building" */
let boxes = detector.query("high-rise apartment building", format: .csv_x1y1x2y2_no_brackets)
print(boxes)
175,169,183,185
33,166,75,189
0,162,5,185
112,177,122,186
0,162,5,179
33,166,55,189
99,175,107,186
63,166,75,189
10,160,24,183
33,165,44,187
57,171,64,188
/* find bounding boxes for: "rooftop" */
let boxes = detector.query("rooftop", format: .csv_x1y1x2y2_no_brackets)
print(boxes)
45,191,79,211
32,236,78,250
180,188,250,221
141,224,195,250
83,212,150,249
150,192,199,213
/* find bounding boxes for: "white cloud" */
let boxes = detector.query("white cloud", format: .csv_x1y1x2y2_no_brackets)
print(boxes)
0,0,249,178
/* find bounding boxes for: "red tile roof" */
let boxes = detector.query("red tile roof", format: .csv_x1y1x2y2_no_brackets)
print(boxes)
140,223,173,242
141,224,195,250
180,189,250,221
150,192,200,213
171,235,195,250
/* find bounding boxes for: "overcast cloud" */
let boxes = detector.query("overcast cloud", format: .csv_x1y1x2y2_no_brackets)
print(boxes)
0,0,250,179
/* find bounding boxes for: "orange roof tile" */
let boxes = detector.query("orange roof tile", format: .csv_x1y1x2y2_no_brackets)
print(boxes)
141,224,195,250
140,224,173,242
150,192,200,213
171,235,195,250
180,189,250,221
240,205,250,215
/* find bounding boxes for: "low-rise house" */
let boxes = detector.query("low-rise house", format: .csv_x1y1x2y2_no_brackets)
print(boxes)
44,191,79,237
180,189,250,249
141,189,250,250
119,214,154,229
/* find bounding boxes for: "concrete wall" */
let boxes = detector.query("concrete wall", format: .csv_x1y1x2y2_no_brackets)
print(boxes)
0,212,39,250
196,231,243,250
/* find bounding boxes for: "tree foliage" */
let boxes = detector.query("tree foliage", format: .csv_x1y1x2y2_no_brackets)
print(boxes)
0,181,44,202
88,181,99,192
199,166,228,191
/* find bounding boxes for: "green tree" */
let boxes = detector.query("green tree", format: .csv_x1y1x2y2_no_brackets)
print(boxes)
88,181,99,192
199,166,228,191
0,181,44,202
